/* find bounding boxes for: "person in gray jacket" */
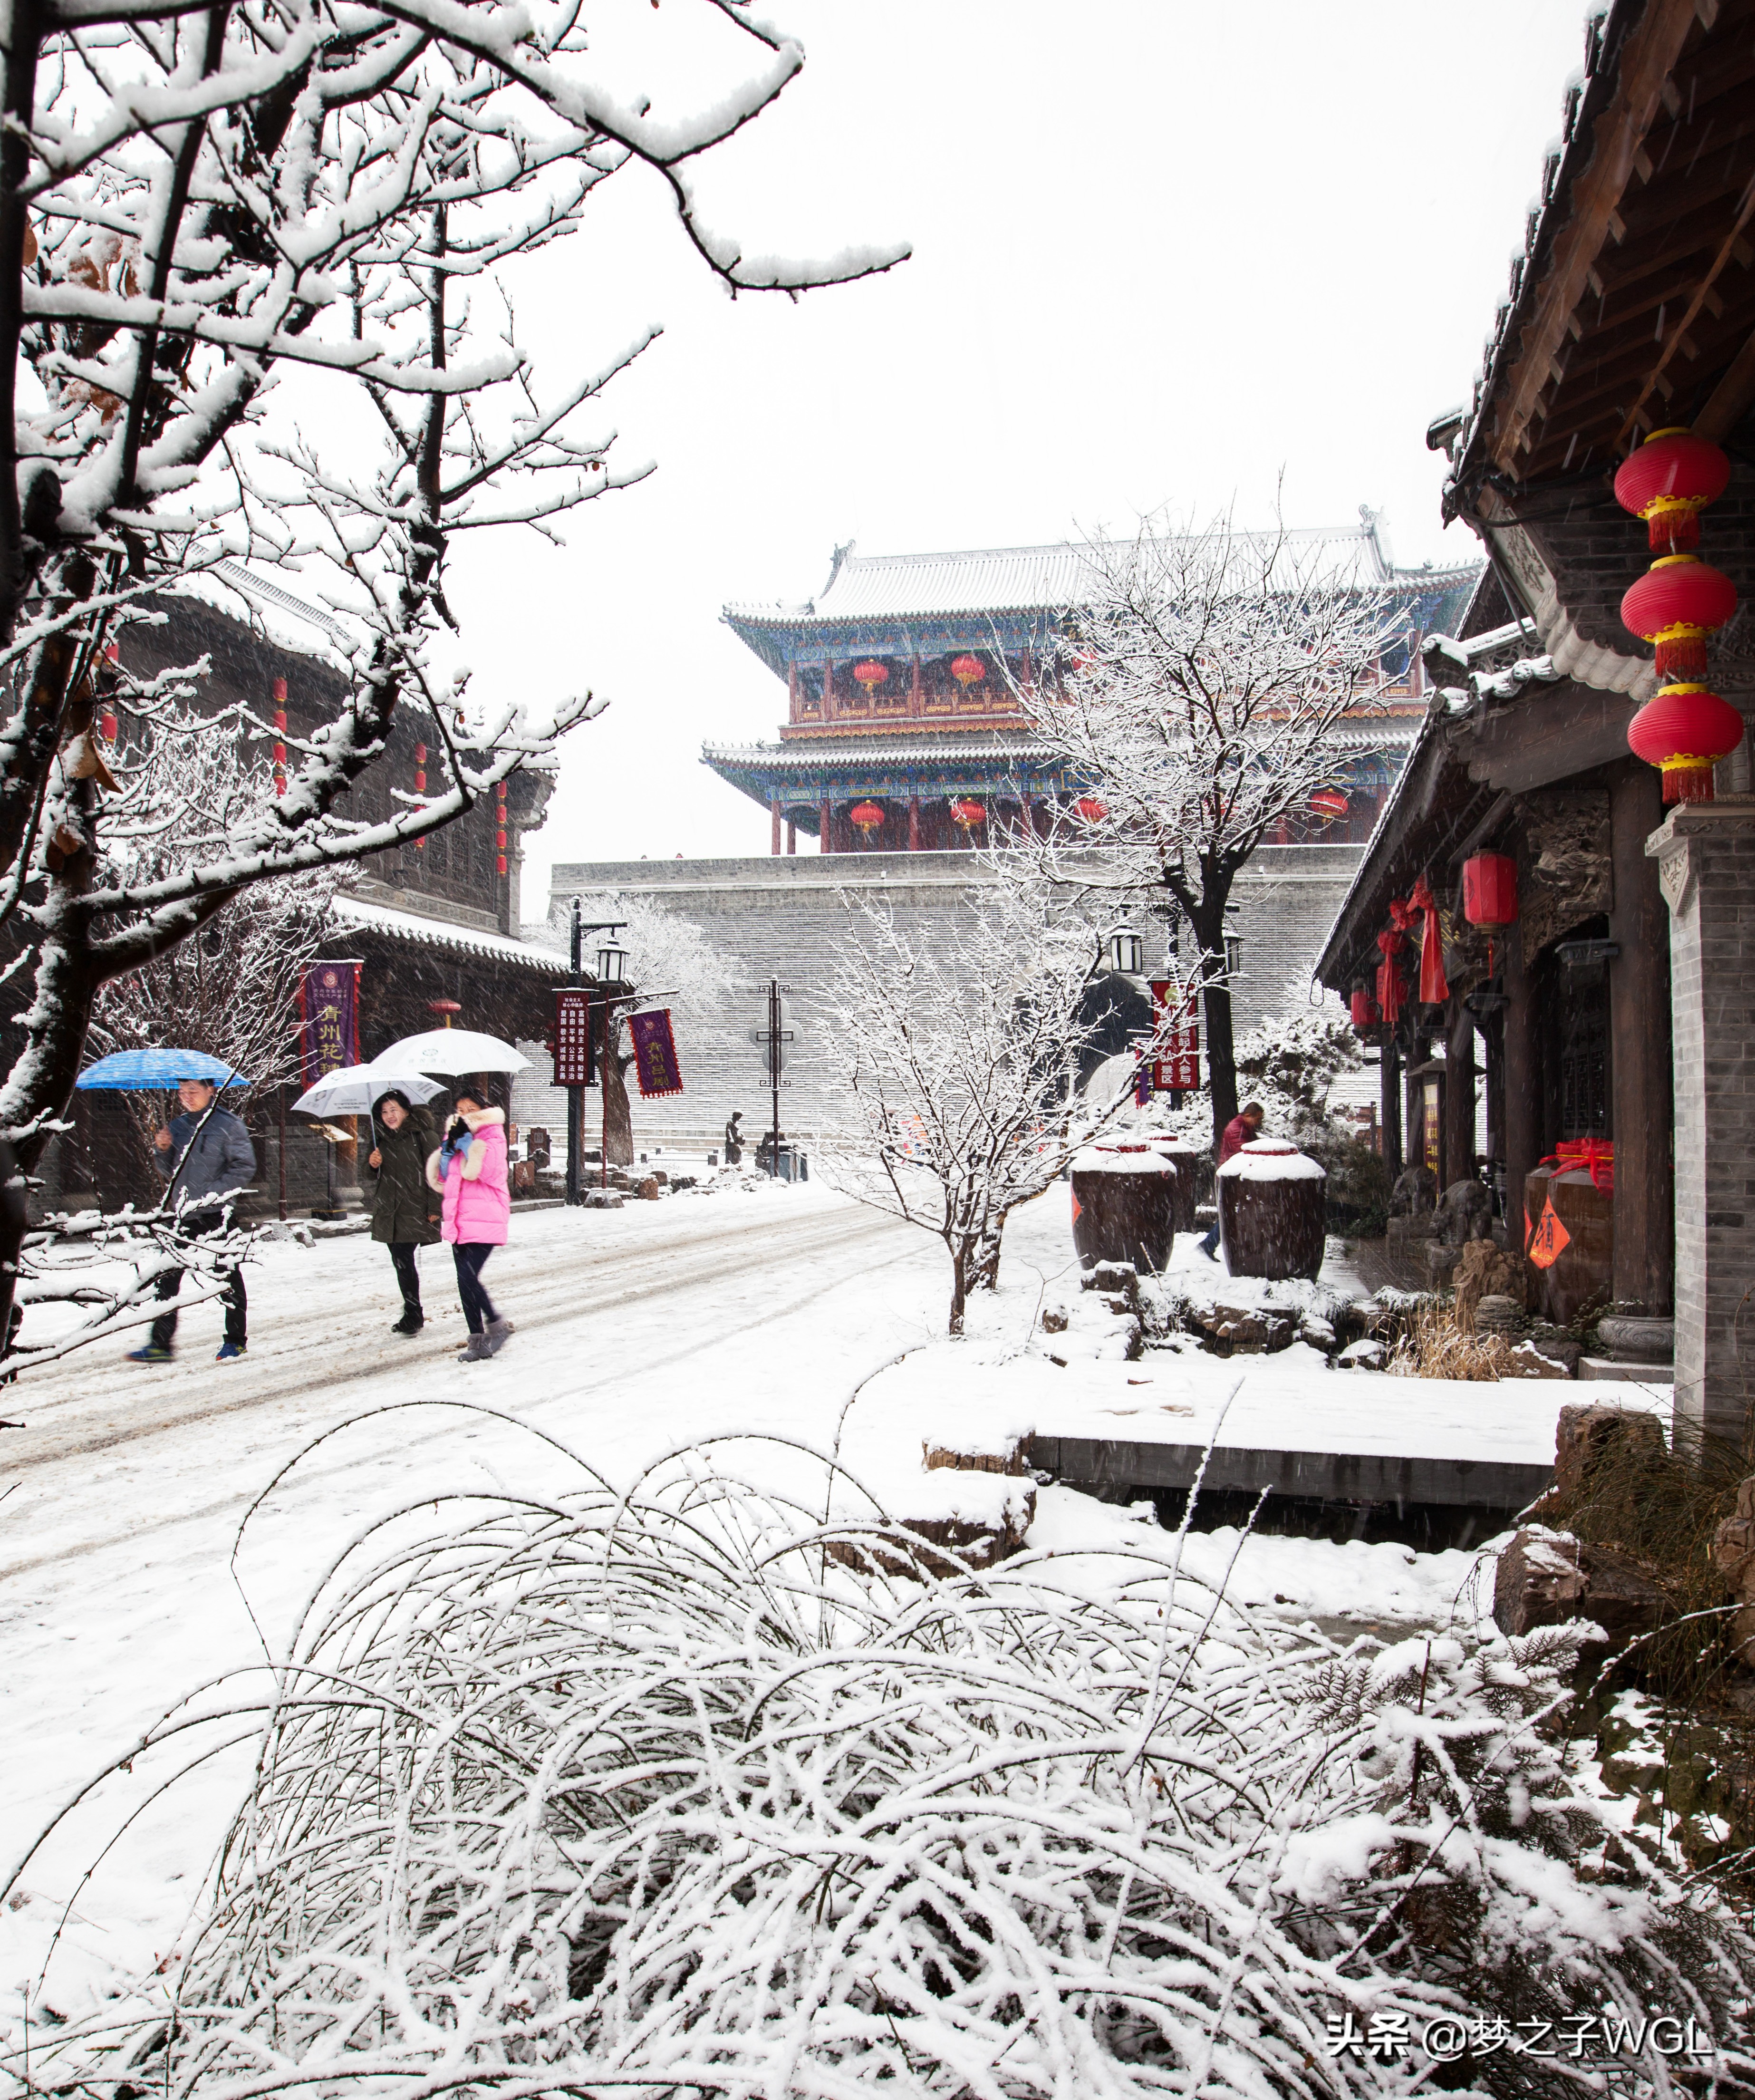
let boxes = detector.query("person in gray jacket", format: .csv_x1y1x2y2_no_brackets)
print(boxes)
126,1075,258,1364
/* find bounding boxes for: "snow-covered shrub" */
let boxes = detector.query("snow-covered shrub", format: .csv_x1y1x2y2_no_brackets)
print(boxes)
1234,1006,1362,1118
13,1442,1755,2100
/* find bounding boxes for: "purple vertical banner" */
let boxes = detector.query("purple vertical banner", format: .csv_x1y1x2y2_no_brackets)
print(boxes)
628,1008,684,1098
300,961,360,1083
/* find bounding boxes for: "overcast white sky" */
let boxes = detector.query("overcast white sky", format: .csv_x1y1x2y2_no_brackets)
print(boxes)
434,0,1588,899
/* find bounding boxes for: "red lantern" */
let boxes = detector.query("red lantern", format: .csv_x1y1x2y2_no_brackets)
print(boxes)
950,797,986,830
496,781,508,875
1409,874,1448,1005
272,674,288,796
849,800,885,839
1614,426,1731,553
1349,987,1379,1030
950,654,985,690
1309,788,1349,821
1462,852,1517,927
414,739,426,852
851,660,888,697
1627,682,1747,803
1072,795,1108,824
1620,555,1738,680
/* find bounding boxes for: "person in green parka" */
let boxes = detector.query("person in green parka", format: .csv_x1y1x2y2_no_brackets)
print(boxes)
367,1090,443,1335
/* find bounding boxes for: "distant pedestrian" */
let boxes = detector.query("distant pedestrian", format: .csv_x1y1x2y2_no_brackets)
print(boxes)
1198,1100,1265,1260
128,1076,257,1364
427,1083,511,1362
367,1091,441,1334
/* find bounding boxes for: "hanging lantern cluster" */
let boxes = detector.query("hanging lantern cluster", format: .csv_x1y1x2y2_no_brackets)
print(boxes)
950,797,986,832
1615,426,1745,802
413,741,426,851
495,780,508,877
950,654,985,692
849,800,885,840
851,660,888,698
272,675,288,796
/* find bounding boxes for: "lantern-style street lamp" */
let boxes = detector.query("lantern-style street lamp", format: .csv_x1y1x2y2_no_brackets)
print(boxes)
595,935,628,987
1106,924,1144,976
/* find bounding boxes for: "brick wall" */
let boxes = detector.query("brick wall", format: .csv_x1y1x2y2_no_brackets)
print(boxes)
1649,799,1755,1443
530,846,1365,1146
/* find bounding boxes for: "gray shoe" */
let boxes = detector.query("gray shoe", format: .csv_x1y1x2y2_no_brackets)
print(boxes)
486,1317,514,1355
457,1333,493,1363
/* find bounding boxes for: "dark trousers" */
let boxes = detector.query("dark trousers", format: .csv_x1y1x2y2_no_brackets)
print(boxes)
453,1243,499,1334
388,1242,423,1316
1198,1220,1221,1258
151,1209,246,1350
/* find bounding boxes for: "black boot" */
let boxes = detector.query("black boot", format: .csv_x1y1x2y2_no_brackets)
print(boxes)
392,1306,424,1335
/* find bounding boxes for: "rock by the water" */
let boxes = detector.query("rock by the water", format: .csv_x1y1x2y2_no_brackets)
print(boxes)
1554,1402,1665,1500
1494,1527,1664,1645
1454,1242,1529,1330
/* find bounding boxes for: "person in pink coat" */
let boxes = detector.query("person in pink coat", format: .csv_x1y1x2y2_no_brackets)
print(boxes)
426,1084,513,1361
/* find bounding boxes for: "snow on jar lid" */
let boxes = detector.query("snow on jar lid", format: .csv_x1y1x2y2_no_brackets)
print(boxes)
1070,1147,1177,1174
1215,1138,1326,1182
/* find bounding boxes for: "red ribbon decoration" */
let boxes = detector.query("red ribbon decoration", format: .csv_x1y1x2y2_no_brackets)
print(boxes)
1542,1137,1614,1193
1410,875,1449,1005
1376,928,1407,1025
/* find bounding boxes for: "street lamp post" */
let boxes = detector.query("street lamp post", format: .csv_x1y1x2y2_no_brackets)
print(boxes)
561,899,627,1206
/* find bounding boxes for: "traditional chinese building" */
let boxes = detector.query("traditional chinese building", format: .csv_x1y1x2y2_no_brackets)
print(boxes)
705,520,1479,853
1317,0,1755,1441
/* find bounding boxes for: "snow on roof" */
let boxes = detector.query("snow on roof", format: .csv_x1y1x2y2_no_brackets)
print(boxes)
334,894,572,974
726,520,1478,630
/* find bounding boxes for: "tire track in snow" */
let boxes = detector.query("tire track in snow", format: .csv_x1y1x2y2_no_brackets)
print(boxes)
0,1214,928,1584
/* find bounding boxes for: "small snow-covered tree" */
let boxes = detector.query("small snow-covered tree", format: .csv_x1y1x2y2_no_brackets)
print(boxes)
1022,508,1398,1144
815,859,1157,1333
0,0,904,1360
548,891,734,1165
87,709,343,1161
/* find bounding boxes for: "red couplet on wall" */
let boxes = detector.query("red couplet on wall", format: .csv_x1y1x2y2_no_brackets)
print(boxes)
1462,852,1518,928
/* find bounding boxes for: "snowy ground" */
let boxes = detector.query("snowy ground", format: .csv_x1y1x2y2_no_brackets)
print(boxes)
0,1174,1621,2038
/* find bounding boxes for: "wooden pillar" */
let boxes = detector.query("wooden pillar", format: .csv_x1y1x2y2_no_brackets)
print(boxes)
908,796,920,852
786,819,796,856
1379,1036,1403,1178
770,797,781,857
822,661,834,723
1502,918,1538,1235
910,656,923,712
1609,763,1673,1313
820,796,833,855
1444,999,1475,1190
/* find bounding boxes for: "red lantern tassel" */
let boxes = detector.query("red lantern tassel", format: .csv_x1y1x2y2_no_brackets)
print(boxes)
1662,760,1719,804
1653,633,1709,679
1410,875,1449,1005
1647,507,1701,554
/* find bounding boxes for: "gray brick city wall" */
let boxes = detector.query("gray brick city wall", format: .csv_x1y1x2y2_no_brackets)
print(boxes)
527,845,1364,1146
1649,799,1755,1443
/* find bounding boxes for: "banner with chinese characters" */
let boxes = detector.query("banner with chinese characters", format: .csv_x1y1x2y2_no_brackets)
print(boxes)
552,988,596,1087
299,961,360,1083
1149,977,1199,1091
628,1007,684,1098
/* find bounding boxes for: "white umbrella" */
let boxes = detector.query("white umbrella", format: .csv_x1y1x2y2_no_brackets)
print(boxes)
292,1063,449,1119
369,1028,530,1076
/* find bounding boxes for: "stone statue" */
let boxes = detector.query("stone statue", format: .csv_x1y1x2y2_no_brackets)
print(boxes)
723,1111,744,1166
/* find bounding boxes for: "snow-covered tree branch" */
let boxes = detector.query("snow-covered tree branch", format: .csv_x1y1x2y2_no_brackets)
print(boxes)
1019,506,1398,1143
0,0,907,1355
814,858,1158,1333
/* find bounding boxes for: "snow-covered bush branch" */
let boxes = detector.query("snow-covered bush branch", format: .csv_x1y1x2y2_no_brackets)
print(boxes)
1018,507,1399,1143
8,1435,1753,2099
0,0,906,1352
812,858,1158,1331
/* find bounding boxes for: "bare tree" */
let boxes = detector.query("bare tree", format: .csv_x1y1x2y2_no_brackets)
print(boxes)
814,860,1156,1334
1021,510,1397,1142
0,0,904,1357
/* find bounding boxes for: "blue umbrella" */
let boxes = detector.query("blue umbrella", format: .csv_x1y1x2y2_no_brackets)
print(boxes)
76,1049,249,1091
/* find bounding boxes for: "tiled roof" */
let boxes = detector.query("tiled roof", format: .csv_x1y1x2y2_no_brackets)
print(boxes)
334,894,572,974
728,520,1479,630
703,733,1053,768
